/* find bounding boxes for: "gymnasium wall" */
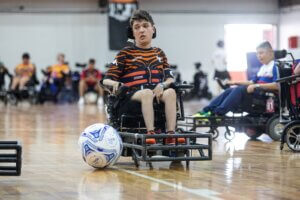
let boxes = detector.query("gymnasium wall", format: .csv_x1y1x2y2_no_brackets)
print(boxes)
0,0,279,93
279,5,300,59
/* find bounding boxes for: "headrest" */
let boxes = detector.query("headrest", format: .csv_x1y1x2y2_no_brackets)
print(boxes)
274,49,287,60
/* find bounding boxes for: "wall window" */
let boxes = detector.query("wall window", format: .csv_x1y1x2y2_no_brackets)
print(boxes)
224,24,277,71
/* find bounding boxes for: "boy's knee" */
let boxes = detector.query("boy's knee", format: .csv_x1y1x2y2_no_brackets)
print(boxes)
140,89,153,101
163,88,176,100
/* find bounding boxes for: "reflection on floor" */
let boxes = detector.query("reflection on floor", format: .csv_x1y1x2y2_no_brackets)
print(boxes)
0,102,299,200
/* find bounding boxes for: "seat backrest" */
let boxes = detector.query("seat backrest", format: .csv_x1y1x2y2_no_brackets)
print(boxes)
277,62,293,109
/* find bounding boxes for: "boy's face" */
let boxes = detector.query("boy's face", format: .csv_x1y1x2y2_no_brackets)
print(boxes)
256,48,273,65
132,19,154,46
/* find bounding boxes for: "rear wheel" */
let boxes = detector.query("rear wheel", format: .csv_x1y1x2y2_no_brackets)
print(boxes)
224,127,235,141
207,128,219,140
7,93,17,105
284,121,300,152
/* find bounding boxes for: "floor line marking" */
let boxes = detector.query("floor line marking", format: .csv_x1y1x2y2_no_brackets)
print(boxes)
118,168,222,200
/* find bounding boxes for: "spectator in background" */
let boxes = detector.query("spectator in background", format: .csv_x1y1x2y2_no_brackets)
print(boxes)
78,58,104,106
190,62,212,100
10,53,36,91
193,62,205,96
212,40,231,82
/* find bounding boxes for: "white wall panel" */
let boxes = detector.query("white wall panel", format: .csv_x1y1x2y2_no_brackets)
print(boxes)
279,5,300,59
0,0,279,94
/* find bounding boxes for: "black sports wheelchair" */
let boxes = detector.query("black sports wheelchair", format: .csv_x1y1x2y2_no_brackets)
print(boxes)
179,50,293,141
101,81,212,167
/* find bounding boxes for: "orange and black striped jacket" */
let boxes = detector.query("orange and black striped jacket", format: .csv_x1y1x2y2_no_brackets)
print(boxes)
104,45,173,88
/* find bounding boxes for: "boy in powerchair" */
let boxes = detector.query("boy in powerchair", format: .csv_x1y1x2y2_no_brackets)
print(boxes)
103,10,185,145
193,41,279,118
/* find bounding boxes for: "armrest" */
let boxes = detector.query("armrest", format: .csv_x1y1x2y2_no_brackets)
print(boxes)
254,87,277,97
99,79,129,98
169,83,193,90
276,74,300,83
215,78,230,90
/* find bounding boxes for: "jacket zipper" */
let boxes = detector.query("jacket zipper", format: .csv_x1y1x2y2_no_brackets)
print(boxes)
146,63,151,84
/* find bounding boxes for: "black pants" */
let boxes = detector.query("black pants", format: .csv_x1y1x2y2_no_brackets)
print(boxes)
214,70,231,80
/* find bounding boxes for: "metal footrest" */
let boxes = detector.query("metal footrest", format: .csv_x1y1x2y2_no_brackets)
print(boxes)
0,141,22,176
120,131,212,163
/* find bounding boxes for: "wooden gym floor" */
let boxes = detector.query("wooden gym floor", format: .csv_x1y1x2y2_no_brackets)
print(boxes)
0,102,300,200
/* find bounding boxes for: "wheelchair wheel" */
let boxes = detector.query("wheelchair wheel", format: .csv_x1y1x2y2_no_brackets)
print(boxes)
224,127,235,141
284,121,300,152
207,128,219,140
244,127,264,140
266,115,285,141
7,93,17,105
131,149,140,167
185,150,190,168
29,94,39,105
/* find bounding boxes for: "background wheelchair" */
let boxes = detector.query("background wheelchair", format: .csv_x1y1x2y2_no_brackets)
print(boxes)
6,74,39,105
39,69,77,104
0,65,13,105
102,81,212,167
180,50,291,141
277,58,300,152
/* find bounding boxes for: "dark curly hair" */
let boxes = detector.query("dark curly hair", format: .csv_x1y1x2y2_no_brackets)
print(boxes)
129,10,154,27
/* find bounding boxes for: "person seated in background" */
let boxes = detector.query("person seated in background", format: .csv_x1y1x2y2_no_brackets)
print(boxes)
0,61,13,90
49,53,70,80
193,41,278,117
103,9,185,145
10,53,36,91
191,62,206,97
48,53,70,89
78,58,104,106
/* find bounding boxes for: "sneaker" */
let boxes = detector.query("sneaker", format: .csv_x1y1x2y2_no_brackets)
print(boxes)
78,97,84,105
192,111,211,118
165,131,185,144
146,130,156,144
177,137,186,144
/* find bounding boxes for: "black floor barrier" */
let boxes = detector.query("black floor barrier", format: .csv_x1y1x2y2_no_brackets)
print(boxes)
0,141,22,176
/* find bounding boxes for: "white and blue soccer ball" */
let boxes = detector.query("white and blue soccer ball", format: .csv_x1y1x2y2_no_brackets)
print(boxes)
78,123,123,168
